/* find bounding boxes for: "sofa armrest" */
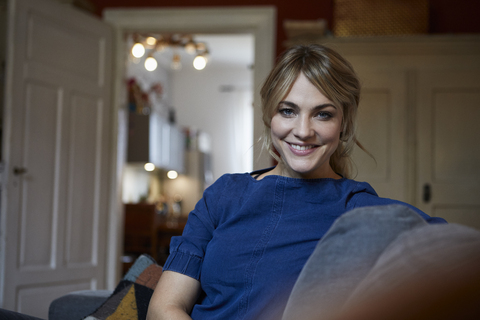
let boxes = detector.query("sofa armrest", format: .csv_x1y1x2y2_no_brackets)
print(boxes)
48,290,112,320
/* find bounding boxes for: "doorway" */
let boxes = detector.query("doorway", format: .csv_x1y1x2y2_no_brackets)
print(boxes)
122,31,255,268
104,6,276,288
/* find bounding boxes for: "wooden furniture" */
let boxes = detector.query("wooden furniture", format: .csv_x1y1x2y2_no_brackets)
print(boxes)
123,203,188,269
156,216,188,265
124,203,159,261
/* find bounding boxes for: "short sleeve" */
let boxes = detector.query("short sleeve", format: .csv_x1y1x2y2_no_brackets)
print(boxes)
162,175,230,280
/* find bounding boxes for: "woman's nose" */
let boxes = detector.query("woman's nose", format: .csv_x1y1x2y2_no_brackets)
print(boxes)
293,117,314,139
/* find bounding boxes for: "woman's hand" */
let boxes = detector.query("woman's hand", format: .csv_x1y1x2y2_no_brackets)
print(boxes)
147,270,201,320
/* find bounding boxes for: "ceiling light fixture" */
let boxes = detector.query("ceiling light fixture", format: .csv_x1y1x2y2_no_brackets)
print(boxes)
131,42,145,58
130,34,210,71
144,55,158,71
193,55,208,70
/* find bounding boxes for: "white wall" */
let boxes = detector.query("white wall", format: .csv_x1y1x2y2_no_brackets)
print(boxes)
122,165,152,203
172,65,253,180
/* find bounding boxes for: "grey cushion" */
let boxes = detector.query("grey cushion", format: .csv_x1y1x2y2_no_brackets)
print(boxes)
48,290,112,320
344,222,480,308
282,204,429,320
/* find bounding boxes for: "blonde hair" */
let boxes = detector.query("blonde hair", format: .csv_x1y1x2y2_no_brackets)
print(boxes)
260,44,362,178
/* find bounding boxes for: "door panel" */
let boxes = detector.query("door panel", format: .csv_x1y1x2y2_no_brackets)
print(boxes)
28,9,102,82
417,70,480,229
17,280,92,316
66,94,102,266
432,92,480,182
1,0,113,316
435,206,480,230
352,71,408,201
20,82,59,270
354,90,390,181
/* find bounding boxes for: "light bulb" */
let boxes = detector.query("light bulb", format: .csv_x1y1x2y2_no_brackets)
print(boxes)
144,163,155,171
146,37,156,46
185,41,196,54
171,53,182,70
167,170,178,179
193,55,207,70
145,56,158,71
132,43,145,58
196,42,206,51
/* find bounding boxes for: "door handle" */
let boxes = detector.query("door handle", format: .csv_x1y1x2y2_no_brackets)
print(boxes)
423,183,431,203
13,167,27,175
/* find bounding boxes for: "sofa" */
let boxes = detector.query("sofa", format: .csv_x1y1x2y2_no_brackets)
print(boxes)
49,205,480,320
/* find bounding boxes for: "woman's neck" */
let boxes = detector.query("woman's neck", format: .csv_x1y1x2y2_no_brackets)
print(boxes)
258,163,342,180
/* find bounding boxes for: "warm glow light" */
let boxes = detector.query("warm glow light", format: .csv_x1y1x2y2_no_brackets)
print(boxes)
167,170,178,179
146,37,156,46
193,55,207,70
144,163,155,171
145,56,158,71
184,41,196,54
196,42,206,51
131,43,145,58
171,53,182,70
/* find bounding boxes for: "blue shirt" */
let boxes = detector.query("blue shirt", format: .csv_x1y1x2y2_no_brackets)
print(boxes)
163,170,446,320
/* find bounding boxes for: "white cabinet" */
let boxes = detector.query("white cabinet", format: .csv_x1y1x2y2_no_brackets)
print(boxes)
128,112,185,173
149,112,185,173
293,36,480,229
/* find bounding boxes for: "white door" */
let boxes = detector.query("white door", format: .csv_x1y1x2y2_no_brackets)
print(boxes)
352,70,409,202
417,70,480,229
0,0,113,317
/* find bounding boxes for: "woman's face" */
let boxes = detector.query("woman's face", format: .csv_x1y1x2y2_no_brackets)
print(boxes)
270,72,343,179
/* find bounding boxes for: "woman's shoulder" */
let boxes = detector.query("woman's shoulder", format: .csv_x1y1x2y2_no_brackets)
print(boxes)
204,170,261,195
346,179,379,195
346,180,447,224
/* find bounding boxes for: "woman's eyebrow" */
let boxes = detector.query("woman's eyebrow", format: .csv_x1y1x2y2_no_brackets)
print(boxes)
279,101,337,110
312,103,337,111
278,101,298,108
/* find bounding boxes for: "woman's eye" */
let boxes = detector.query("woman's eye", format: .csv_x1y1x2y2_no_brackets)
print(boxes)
279,108,295,116
316,112,332,119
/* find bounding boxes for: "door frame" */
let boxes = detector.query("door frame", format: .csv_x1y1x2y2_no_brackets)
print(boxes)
104,6,276,288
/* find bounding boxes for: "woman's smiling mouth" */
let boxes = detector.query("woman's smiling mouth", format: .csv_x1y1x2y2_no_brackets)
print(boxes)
289,143,314,151
287,143,318,155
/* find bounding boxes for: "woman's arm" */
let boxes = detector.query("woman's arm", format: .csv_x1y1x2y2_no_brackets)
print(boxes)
147,270,202,320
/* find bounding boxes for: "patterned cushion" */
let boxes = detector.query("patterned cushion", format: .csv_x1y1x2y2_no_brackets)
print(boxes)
83,255,162,320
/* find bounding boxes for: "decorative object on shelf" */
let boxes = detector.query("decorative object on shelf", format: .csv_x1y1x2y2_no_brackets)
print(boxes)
333,0,428,37
127,78,166,116
127,78,151,115
130,33,210,71
150,82,164,99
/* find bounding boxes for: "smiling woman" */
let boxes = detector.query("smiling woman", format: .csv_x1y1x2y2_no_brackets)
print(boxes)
260,44,361,179
269,73,343,179
146,44,447,320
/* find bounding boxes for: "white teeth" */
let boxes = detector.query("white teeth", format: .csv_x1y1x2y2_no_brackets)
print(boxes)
291,144,314,151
